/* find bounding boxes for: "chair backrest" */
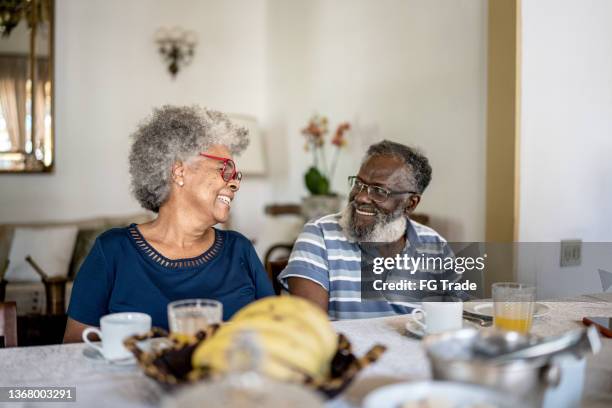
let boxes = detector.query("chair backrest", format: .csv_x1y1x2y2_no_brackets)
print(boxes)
263,243,294,266
265,259,289,296
0,301,17,347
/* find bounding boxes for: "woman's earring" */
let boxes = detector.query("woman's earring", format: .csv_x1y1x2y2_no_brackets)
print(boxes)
178,180,184,187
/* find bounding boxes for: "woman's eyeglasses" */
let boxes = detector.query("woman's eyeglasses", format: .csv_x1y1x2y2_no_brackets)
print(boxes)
348,176,416,203
200,153,242,182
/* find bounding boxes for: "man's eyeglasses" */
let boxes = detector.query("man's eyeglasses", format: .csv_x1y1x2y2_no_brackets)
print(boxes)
200,153,242,182
348,176,416,203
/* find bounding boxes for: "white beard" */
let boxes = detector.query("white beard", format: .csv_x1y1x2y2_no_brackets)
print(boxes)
339,204,407,243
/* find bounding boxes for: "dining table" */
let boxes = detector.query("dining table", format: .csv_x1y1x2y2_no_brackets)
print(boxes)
1,294,611,408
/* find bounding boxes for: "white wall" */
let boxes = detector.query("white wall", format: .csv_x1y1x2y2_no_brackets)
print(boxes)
0,0,487,243
518,0,612,296
0,0,267,224
263,0,487,241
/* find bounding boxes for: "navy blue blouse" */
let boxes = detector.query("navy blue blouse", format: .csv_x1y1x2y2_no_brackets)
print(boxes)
67,225,274,330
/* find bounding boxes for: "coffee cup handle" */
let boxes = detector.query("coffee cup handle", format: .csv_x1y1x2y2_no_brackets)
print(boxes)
82,327,104,354
411,308,426,330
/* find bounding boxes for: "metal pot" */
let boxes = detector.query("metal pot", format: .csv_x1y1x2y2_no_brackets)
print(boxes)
423,329,560,407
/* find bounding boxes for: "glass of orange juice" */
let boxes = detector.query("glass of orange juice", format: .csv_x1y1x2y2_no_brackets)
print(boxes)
492,282,536,334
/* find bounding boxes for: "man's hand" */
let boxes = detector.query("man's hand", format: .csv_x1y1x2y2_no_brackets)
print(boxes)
287,277,329,313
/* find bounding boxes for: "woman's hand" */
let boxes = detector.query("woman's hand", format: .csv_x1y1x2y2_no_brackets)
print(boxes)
63,317,95,343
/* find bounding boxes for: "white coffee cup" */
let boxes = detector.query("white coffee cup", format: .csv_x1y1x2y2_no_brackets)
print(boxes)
411,299,463,334
82,312,151,361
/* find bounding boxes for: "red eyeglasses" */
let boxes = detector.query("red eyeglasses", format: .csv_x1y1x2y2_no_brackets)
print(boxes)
200,153,242,182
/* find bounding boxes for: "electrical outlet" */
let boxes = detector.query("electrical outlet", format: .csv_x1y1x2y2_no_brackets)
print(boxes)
560,239,582,267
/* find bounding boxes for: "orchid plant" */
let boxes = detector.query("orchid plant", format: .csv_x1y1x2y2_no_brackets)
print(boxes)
302,114,350,195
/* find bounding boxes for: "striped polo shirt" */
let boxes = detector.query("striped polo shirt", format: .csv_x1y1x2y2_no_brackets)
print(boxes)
278,212,452,320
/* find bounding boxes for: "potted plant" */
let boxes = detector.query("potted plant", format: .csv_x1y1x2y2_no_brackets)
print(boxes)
301,114,350,220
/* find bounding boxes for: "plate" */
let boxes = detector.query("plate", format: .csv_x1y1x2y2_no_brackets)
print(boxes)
363,381,520,408
464,300,551,318
405,316,478,339
82,346,137,365
161,379,324,408
82,337,171,365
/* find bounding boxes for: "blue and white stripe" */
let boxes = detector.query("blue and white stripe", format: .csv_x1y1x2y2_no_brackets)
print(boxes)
278,212,450,320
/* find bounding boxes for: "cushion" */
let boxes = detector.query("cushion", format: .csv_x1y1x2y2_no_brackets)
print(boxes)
68,212,155,279
5,226,79,282
68,227,107,280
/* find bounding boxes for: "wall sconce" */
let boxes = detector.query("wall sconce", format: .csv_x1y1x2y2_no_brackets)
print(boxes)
155,27,197,77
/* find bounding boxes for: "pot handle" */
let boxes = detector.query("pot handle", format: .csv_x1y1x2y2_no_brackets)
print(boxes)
540,363,562,388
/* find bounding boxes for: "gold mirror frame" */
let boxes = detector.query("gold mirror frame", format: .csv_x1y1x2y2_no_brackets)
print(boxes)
0,0,54,173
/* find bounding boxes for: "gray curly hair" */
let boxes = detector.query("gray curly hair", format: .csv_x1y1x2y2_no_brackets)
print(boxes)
129,105,249,212
364,140,432,193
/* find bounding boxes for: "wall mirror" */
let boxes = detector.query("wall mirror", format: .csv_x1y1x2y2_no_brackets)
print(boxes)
0,0,54,173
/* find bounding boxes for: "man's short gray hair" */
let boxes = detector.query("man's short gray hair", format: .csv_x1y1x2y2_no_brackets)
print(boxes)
364,140,432,193
129,105,249,212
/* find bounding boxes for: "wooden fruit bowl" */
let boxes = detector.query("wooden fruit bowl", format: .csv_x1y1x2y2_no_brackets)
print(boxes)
124,326,386,398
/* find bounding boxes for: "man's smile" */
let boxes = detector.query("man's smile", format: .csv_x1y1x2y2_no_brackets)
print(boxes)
355,208,376,216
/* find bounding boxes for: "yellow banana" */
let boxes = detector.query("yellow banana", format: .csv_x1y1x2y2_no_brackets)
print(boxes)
198,339,308,382
200,317,324,366
193,322,325,381
232,296,337,359
191,296,339,384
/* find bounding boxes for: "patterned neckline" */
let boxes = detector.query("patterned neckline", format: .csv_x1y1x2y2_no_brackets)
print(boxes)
128,224,223,269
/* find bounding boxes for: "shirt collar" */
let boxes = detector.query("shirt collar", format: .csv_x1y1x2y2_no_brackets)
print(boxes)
404,217,421,249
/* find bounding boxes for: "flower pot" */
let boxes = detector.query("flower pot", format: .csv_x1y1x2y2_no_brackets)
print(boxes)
301,195,343,221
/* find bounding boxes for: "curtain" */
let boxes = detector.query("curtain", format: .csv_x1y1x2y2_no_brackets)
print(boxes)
33,57,49,153
0,55,28,152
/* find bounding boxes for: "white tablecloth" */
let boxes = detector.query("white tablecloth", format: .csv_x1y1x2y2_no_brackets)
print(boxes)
1,295,611,407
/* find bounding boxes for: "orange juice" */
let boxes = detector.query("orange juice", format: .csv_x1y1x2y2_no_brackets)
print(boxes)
494,316,533,333
492,283,536,334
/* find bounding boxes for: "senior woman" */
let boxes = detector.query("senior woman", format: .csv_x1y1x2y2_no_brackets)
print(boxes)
63,106,274,342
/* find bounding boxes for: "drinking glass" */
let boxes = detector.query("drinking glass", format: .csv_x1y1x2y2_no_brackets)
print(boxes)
492,282,536,334
168,299,223,335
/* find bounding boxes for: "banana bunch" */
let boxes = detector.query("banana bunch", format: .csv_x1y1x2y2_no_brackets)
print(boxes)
192,296,338,383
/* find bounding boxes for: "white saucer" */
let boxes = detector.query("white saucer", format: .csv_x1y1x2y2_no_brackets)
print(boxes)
405,316,477,339
161,380,324,408
464,300,551,318
82,346,137,366
363,381,520,408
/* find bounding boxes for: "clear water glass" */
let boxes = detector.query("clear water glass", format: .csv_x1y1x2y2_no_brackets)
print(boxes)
167,298,223,335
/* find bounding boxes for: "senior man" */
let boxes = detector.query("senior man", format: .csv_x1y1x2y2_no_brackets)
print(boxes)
279,140,455,319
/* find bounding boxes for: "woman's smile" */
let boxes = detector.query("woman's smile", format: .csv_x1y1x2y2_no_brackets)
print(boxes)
216,194,233,207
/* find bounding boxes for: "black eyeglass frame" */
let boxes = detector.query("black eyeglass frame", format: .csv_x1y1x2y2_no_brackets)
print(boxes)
348,176,418,202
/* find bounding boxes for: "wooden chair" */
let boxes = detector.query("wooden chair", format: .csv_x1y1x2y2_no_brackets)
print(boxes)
265,258,289,296
261,203,301,295
0,301,17,347
263,243,293,266
263,243,293,294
